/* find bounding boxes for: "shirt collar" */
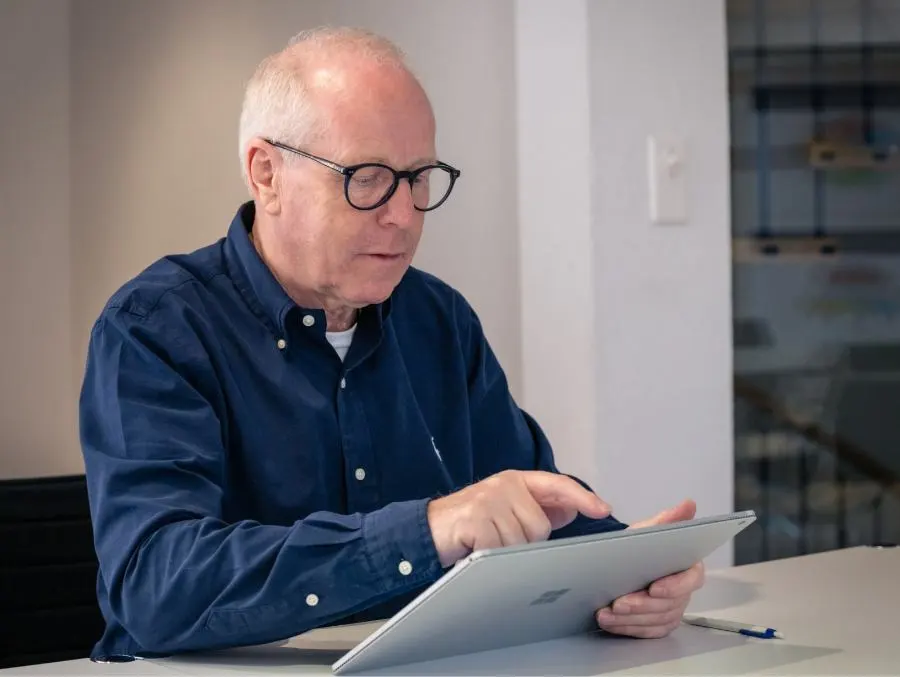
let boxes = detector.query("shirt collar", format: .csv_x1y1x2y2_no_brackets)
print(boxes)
224,201,392,339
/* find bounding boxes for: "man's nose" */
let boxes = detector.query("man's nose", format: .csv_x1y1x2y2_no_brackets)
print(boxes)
380,180,418,227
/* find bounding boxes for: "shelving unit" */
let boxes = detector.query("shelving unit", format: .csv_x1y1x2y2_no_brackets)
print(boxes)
728,0,900,565
809,140,900,170
732,235,838,261
729,41,900,239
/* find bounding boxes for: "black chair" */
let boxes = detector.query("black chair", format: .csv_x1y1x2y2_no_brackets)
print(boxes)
0,475,104,668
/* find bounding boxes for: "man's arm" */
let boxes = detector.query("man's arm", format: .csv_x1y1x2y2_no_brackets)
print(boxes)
80,309,443,656
457,296,627,537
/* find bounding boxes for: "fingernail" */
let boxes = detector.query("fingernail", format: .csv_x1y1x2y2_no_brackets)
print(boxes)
614,601,630,614
597,608,614,623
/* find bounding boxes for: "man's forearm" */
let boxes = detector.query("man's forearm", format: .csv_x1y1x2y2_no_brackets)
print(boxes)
104,500,443,655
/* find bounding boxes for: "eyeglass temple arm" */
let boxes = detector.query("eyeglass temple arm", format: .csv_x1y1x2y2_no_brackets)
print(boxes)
263,139,350,176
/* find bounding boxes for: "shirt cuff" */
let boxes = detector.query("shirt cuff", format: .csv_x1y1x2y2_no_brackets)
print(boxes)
362,498,444,594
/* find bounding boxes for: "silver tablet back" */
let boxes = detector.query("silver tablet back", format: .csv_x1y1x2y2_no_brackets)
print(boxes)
333,511,756,675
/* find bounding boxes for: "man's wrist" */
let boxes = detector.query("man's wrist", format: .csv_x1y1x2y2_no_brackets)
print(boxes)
362,498,444,593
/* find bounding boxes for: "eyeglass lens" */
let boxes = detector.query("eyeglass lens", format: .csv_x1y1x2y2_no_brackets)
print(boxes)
347,165,453,210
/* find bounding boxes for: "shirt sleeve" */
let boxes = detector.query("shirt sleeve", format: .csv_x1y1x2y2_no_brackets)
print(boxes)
459,296,628,538
79,307,444,656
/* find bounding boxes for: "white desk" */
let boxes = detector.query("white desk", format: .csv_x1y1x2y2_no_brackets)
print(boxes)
4,545,897,676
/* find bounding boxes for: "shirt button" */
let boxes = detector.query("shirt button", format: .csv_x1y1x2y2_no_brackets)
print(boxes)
398,561,413,576
276,338,287,350
354,467,366,481
302,314,315,327
340,377,347,389
306,593,319,607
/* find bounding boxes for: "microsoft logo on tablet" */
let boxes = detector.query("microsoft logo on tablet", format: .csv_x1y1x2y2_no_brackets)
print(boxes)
530,588,570,606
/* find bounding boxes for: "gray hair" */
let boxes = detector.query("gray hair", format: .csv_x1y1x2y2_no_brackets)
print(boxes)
238,27,409,191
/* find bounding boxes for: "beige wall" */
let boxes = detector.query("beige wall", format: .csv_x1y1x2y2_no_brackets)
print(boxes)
1,0,521,478
0,0,81,479
70,0,521,404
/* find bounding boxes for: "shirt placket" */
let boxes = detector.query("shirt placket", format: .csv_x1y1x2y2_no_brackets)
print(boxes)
336,369,380,513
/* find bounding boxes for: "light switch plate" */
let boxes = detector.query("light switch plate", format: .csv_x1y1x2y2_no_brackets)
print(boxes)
647,135,688,224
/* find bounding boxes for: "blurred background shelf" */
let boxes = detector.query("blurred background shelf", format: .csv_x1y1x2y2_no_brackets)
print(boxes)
809,140,900,169
727,0,900,564
752,83,900,110
731,142,900,170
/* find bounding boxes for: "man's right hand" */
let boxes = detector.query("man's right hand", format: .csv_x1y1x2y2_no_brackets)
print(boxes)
427,470,612,568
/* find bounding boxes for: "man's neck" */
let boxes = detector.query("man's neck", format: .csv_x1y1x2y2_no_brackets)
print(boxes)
323,306,357,332
250,226,358,333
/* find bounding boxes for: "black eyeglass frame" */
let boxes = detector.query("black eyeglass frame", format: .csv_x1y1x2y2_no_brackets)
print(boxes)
263,138,461,212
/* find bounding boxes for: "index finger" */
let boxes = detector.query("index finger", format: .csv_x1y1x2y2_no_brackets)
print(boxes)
648,561,705,598
521,472,611,519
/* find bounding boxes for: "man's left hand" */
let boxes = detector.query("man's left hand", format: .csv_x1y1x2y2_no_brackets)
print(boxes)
595,499,705,639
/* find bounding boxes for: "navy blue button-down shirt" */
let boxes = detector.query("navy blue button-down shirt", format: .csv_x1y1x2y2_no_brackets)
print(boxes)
79,202,626,659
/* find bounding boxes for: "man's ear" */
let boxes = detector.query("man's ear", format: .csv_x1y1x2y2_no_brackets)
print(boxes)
246,140,281,215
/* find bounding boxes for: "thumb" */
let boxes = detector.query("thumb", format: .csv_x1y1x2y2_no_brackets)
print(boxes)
629,498,697,530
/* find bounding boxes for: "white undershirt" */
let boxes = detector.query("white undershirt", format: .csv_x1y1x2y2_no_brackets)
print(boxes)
325,324,357,362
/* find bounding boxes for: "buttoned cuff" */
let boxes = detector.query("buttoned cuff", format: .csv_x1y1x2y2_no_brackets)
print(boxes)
362,498,444,594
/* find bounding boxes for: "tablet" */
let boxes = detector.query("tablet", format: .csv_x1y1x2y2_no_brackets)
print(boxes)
332,510,756,674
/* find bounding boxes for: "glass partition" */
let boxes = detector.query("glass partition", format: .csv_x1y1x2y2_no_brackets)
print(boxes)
728,0,900,563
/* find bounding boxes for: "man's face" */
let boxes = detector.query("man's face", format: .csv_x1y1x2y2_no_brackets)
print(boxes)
268,65,436,310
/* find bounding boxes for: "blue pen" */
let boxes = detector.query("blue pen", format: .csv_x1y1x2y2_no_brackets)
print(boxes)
682,615,784,639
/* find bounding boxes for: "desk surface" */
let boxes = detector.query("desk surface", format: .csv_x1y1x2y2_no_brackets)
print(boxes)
3,545,897,676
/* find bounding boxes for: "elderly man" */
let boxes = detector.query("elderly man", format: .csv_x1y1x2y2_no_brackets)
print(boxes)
79,27,703,662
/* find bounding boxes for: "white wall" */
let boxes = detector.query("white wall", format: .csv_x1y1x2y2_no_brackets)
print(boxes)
517,0,734,565
0,0,81,479
515,1,600,496
589,0,734,540
70,0,522,400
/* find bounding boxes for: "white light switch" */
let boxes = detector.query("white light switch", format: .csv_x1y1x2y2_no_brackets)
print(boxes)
647,135,687,224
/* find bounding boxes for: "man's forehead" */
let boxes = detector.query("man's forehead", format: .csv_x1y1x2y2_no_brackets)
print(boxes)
316,107,436,168
331,145,438,170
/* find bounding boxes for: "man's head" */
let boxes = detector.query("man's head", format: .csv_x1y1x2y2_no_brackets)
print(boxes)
239,28,450,316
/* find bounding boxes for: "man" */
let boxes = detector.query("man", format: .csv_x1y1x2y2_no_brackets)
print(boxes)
80,27,703,662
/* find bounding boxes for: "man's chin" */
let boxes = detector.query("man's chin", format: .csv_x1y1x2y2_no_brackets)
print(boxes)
337,265,411,308
345,283,401,309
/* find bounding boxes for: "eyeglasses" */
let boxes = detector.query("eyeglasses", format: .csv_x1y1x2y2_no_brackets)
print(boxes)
263,138,461,212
